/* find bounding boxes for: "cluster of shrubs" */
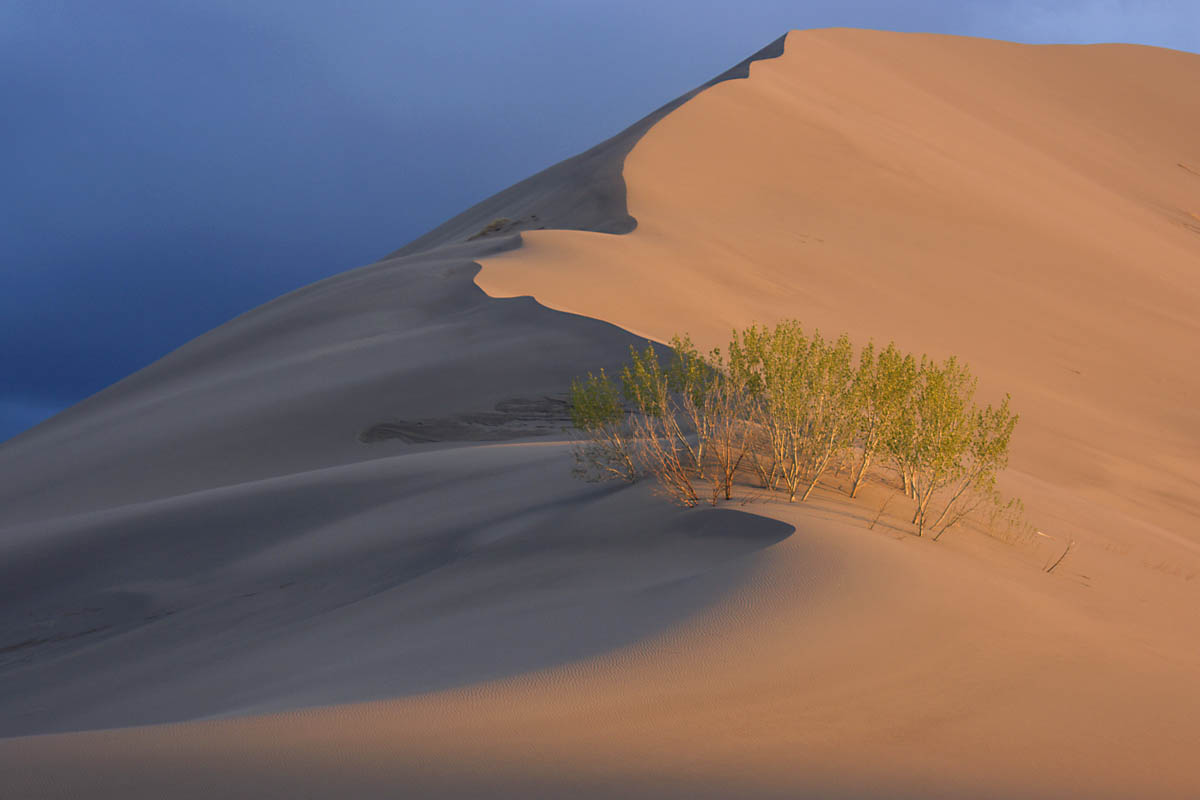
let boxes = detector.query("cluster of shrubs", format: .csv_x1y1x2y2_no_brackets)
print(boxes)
569,321,1019,539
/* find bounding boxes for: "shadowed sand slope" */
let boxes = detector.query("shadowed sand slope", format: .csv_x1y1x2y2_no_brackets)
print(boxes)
4,496,1198,799
0,237,798,740
0,444,791,736
0,238,644,523
0,34,789,741
3,28,1200,800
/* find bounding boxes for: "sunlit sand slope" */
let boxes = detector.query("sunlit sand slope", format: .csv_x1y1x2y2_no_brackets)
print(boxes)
480,28,1200,550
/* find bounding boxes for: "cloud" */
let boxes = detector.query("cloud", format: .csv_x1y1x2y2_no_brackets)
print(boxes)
972,0,1199,51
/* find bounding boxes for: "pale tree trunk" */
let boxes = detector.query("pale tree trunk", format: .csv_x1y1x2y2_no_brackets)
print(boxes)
753,453,778,490
928,476,971,536
850,452,872,498
911,479,935,535
799,453,831,502
782,433,802,501
785,473,800,502
799,428,842,502
678,396,707,479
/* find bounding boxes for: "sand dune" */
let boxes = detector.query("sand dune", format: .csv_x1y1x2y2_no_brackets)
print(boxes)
3,28,1200,799
479,28,1200,550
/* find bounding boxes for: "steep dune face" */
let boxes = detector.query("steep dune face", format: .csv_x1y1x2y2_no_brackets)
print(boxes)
4,28,1200,800
388,35,786,255
479,28,1200,550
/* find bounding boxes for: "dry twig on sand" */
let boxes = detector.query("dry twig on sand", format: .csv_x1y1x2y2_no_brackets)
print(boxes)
1045,538,1075,574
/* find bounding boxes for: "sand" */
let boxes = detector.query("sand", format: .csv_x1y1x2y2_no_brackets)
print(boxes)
2,28,1199,799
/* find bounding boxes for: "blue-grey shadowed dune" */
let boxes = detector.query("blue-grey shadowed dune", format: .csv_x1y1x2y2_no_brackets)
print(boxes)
0,38,787,738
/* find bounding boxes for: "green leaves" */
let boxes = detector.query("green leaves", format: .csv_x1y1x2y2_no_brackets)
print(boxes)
892,357,1021,537
621,344,669,417
568,322,1018,532
732,322,858,501
666,334,718,408
568,370,624,432
567,369,638,484
850,342,917,497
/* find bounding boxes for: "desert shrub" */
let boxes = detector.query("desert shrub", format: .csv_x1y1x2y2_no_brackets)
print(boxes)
849,342,917,498
667,335,754,502
794,331,858,501
664,335,715,477
568,321,1019,535
886,357,1019,537
986,495,1036,546
925,393,1019,538
698,351,753,504
735,323,856,501
622,344,701,506
568,370,637,483
891,357,977,535
469,217,512,239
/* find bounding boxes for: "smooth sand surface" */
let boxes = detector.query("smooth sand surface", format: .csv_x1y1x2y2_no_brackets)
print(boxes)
480,28,1200,551
471,28,1200,796
3,28,1199,799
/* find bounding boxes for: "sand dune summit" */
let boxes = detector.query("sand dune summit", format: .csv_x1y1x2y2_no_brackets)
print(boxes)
2,28,1199,799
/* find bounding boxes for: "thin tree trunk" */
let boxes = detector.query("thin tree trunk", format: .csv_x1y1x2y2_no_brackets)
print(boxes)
799,454,830,502
753,454,778,490
932,495,983,541
868,490,899,530
850,452,872,498
928,476,973,535
783,431,802,501
726,444,746,500
912,485,933,534
799,427,842,502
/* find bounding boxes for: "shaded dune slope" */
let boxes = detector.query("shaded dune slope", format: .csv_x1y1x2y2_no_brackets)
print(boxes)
0,451,791,736
0,239,636,523
0,40,789,738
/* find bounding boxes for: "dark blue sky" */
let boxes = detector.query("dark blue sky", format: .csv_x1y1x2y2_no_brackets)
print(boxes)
4,1,1198,442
